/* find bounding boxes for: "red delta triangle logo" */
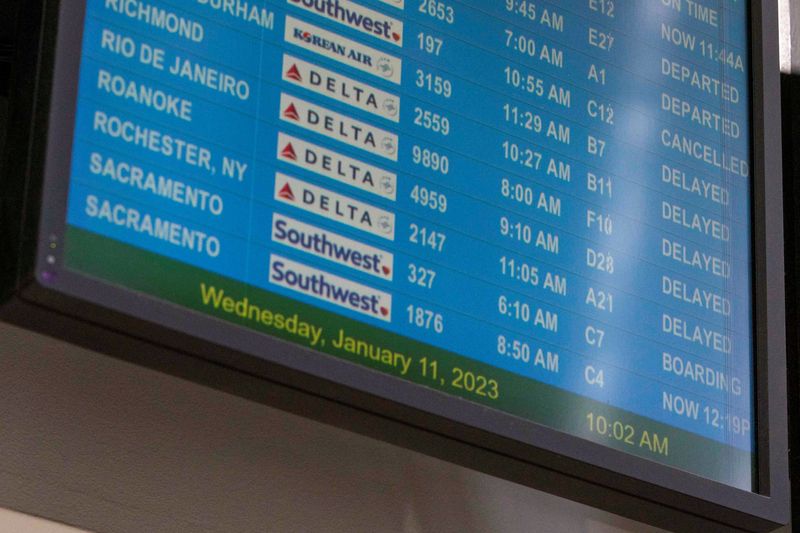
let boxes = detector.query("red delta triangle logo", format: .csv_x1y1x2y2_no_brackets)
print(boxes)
286,64,302,82
281,142,298,161
283,103,300,121
278,182,296,202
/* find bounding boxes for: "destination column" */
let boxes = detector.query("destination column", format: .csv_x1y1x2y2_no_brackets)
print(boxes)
67,1,269,282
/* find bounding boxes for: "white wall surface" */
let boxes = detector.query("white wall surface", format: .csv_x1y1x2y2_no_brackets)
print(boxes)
0,321,671,533
781,0,792,72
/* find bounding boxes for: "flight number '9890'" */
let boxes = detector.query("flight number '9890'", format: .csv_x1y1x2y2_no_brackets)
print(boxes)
412,145,450,175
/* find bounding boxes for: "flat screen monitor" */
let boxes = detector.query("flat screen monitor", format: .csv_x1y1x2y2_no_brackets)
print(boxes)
1,1,789,530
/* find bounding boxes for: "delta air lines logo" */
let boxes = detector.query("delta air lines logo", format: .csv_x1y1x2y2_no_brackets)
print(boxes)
278,181,297,201
282,102,301,121
274,172,395,240
277,132,397,200
285,16,402,84
286,63,303,82
280,93,398,161
272,213,394,280
281,141,299,161
270,254,392,321
282,54,400,122
287,0,404,47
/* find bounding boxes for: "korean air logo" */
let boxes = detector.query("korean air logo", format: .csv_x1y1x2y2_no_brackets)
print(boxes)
288,0,403,47
285,17,402,84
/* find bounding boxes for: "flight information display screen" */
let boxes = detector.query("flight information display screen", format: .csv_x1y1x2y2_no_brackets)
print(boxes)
60,0,754,488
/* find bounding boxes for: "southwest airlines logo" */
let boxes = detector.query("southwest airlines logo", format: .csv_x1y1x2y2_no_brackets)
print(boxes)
285,16,401,84
277,132,397,200
287,0,404,47
272,213,394,280
270,254,392,321
274,172,395,240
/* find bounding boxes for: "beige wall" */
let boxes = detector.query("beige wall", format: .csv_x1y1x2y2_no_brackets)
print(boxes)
0,321,672,533
0,508,88,533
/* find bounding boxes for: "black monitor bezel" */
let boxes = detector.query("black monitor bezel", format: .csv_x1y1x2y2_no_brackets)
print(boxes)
0,1,789,530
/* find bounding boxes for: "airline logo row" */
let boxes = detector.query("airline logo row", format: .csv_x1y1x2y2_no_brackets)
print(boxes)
275,172,395,240
280,93,398,161
277,132,397,199
273,212,393,280
282,54,400,122
285,16,402,84
287,0,404,47
270,253,393,321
